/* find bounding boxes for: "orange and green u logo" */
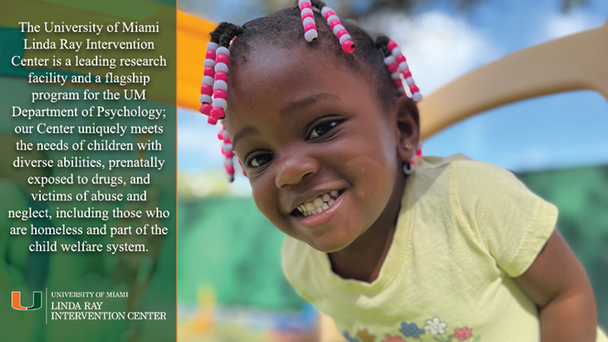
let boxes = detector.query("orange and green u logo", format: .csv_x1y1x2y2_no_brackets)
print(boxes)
11,291,42,311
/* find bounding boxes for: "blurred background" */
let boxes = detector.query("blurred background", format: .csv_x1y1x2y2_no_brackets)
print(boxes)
178,0,608,341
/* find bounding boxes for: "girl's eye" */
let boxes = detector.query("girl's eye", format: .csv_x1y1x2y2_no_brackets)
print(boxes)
246,153,273,168
308,120,339,140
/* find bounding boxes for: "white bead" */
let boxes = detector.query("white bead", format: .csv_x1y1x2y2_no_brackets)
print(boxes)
339,34,351,45
301,7,313,16
216,46,230,57
304,29,318,42
202,76,215,86
298,0,311,5
405,77,414,86
327,15,339,24
399,61,409,71
215,62,229,73
214,80,228,91
199,94,212,104
391,47,401,57
213,98,227,110
321,6,333,17
302,17,315,26
383,56,395,66
206,42,218,51
204,59,215,67
403,162,414,175
332,24,345,35
391,71,400,80
412,92,423,102
225,158,233,166
224,143,233,151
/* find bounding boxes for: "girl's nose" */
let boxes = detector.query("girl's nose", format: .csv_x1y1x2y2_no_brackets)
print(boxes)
274,152,319,188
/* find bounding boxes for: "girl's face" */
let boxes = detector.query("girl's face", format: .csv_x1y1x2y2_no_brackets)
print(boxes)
224,44,408,253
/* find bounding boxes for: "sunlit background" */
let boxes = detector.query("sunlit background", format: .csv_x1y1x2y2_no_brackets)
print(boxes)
178,1,608,341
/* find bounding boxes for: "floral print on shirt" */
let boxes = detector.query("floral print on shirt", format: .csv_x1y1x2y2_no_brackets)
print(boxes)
342,317,481,342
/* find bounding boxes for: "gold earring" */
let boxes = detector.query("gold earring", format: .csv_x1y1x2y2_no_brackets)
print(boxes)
404,143,413,150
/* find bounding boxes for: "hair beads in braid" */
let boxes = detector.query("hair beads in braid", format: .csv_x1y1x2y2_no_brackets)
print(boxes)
298,0,318,42
377,36,423,103
200,42,217,118
199,23,243,181
313,1,355,53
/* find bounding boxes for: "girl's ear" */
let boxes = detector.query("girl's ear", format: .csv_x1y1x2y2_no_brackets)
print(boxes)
390,96,420,163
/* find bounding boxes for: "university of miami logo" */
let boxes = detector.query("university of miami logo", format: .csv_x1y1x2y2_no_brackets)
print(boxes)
11,291,42,311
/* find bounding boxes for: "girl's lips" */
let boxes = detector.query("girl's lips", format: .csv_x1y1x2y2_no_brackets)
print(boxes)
293,190,344,228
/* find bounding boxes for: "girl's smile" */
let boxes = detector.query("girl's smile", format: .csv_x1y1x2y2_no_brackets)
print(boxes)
224,42,410,255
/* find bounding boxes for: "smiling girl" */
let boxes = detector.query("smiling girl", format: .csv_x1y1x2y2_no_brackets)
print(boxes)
198,1,607,341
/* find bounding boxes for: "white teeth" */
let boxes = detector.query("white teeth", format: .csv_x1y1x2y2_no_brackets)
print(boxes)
297,190,342,218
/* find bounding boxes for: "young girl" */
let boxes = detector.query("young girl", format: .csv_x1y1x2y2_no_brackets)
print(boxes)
198,1,607,341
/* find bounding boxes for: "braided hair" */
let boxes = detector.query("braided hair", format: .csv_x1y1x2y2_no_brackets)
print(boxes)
200,0,422,181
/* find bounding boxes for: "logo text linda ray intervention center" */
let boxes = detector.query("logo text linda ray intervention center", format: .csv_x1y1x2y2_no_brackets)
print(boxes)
49,291,166,321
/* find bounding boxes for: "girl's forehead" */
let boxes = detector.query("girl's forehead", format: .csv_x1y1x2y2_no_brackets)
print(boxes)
223,45,384,138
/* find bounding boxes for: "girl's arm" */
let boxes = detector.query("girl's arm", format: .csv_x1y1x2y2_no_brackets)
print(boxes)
513,229,597,342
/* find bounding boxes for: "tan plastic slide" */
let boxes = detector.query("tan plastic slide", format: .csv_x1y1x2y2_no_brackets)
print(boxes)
417,18,608,139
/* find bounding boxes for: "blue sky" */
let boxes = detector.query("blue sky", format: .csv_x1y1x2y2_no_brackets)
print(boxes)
178,0,608,191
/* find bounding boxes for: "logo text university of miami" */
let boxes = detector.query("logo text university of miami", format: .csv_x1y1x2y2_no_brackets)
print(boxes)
11,291,42,311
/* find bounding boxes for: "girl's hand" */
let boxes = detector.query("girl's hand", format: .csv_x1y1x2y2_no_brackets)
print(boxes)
513,229,597,342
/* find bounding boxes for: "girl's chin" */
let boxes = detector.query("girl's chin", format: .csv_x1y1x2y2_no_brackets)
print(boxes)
303,228,360,253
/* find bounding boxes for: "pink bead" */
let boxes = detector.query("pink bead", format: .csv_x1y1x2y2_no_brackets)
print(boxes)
394,79,403,87
204,67,215,77
223,135,231,143
304,23,316,32
225,164,235,174
206,50,216,60
201,85,213,95
201,104,212,115
211,107,225,120
223,150,234,158
301,12,314,21
218,131,223,140
387,40,398,51
215,71,228,82
416,149,422,156
214,89,227,99
402,70,412,78
341,40,355,54
323,10,335,20
207,116,218,125
387,63,398,73
336,29,348,39
300,2,312,10
409,84,419,93
396,54,406,63
216,54,229,64
329,20,341,30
